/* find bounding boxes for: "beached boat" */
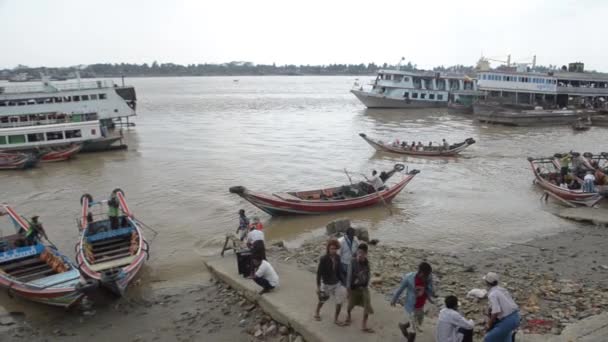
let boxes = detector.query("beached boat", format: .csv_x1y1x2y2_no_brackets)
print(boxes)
527,157,605,206
0,152,38,170
0,205,89,307
75,189,149,296
359,133,475,156
572,118,591,131
39,143,82,162
229,164,419,216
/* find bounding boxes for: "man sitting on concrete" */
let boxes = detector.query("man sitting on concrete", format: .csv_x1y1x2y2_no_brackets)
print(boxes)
436,295,474,342
251,256,279,295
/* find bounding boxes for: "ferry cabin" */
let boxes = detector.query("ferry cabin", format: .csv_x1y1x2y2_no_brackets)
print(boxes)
0,80,136,122
0,120,101,150
477,69,608,109
370,69,477,104
0,112,98,129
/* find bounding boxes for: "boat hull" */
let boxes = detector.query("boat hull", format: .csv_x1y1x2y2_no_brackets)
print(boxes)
0,152,38,170
359,133,475,156
351,90,445,109
474,103,595,126
40,144,82,162
0,271,85,307
230,172,418,216
81,137,127,152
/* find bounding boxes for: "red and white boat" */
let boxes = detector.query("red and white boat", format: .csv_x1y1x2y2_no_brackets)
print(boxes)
229,164,419,216
528,157,605,206
40,143,82,162
0,152,38,170
0,205,91,307
75,189,149,296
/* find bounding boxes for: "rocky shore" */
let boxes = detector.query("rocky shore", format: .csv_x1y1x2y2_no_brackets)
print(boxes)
272,220,608,337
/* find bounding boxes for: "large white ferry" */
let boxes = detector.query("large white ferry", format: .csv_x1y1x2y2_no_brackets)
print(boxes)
351,69,477,110
474,60,608,125
0,78,136,127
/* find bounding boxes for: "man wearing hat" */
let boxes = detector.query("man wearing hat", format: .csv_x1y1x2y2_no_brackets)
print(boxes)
483,272,520,342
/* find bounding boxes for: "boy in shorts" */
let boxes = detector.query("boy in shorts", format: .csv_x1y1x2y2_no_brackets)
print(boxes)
314,238,347,325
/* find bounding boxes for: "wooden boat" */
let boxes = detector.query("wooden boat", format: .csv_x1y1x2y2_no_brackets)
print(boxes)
572,120,591,131
527,157,605,206
75,189,149,296
229,164,419,216
0,152,38,170
0,205,90,307
39,143,82,162
359,133,475,156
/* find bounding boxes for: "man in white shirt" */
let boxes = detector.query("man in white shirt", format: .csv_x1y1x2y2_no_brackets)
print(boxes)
337,228,359,286
252,256,279,294
483,272,520,342
246,228,264,247
436,295,474,342
583,171,596,193
368,170,385,192
247,228,266,260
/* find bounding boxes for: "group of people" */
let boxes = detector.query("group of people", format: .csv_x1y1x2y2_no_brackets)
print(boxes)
549,152,607,192
227,214,521,341
313,230,520,341
391,139,451,151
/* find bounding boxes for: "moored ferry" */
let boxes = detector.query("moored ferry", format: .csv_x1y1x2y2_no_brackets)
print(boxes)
474,60,608,125
0,77,137,127
351,69,477,109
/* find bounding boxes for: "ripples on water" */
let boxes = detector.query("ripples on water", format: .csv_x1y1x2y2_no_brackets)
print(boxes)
2,76,605,265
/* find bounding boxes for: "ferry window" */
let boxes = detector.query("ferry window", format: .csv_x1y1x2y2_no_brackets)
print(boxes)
0,136,5,145
429,94,435,100
46,131,64,140
403,92,409,98
0,101,5,107
8,101,15,106
44,98,53,103
0,117,7,123
64,96,72,102
82,95,89,101
403,77,409,82
19,116,27,122
55,97,63,103
412,93,418,99
36,98,45,104
73,95,80,102
91,94,98,100
438,94,443,100
65,130,82,139
27,133,45,142
421,93,426,99
99,93,107,100
502,76,506,81
8,135,26,144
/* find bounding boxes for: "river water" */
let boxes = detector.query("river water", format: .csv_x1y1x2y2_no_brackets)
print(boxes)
1,76,605,289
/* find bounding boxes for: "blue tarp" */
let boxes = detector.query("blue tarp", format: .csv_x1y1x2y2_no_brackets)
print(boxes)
0,244,45,263
87,227,133,243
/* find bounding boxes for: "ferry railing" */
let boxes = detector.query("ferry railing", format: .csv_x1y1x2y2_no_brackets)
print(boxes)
0,80,115,95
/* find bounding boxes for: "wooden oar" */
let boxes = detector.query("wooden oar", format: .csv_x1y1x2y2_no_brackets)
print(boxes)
343,168,353,185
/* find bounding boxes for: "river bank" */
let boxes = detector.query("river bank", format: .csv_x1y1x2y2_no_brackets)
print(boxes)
273,221,608,337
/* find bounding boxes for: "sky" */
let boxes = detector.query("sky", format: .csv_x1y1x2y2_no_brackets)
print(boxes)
1,0,607,70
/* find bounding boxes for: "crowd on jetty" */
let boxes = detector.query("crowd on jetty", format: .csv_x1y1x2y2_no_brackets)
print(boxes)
220,211,598,342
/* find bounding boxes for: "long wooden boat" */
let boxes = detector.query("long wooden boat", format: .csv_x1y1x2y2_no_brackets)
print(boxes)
40,143,82,162
359,133,475,156
528,157,605,206
0,205,89,307
229,164,419,216
0,152,38,170
75,189,149,296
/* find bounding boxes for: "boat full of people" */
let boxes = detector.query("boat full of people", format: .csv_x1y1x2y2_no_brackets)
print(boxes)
229,164,419,216
359,133,475,156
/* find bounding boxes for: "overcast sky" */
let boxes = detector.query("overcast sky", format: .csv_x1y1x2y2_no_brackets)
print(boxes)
1,0,606,70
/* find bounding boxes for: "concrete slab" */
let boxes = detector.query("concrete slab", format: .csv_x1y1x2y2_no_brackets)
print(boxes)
203,256,436,342
525,313,608,342
557,207,608,225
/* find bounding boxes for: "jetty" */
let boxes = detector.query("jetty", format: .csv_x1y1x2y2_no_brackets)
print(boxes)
203,256,435,342
557,207,608,225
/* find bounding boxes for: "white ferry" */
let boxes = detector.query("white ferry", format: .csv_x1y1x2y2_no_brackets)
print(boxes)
475,61,608,125
351,69,477,109
0,77,136,127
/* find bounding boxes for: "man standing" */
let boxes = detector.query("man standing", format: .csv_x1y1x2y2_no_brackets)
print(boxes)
345,244,374,333
436,295,475,342
483,272,520,342
25,216,48,245
237,209,250,240
390,262,435,342
338,227,359,286
314,239,346,326
107,192,120,229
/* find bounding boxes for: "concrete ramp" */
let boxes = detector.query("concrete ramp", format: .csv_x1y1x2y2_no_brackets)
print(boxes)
203,256,435,342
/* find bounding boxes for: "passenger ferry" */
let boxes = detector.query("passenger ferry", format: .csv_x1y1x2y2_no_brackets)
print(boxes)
475,61,608,125
351,69,477,109
0,112,106,151
0,77,137,127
